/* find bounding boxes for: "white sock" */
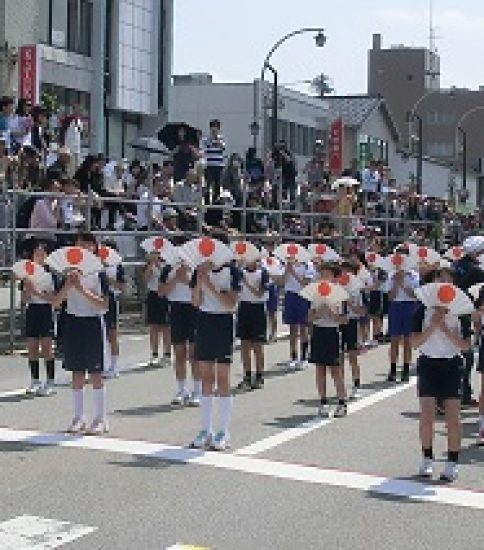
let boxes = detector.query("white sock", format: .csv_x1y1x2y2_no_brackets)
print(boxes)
193,379,202,396
177,378,186,394
200,395,213,433
480,415,484,430
93,387,106,422
218,395,233,436
111,356,119,371
73,389,84,420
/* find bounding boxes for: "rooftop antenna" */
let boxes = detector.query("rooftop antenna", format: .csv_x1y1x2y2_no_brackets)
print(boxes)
429,0,437,54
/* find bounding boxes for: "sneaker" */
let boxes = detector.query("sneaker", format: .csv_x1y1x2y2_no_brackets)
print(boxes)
334,402,348,418
439,461,459,482
103,368,120,379
190,430,212,449
188,393,201,407
171,392,189,406
296,360,309,371
288,360,298,371
401,369,410,383
349,386,362,401
26,380,42,396
387,371,397,383
477,429,484,446
161,355,172,367
418,457,433,478
237,378,252,391
85,419,109,436
66,418,86,434
251,377,265,389
37,382,56,397
212,431,230,451
148,356,159,368
318,404,331,418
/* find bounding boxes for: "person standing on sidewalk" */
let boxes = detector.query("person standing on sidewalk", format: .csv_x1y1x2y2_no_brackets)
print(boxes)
202,119,226,204
453,237,484,406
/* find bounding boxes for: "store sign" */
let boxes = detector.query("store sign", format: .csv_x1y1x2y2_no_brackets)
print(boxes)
329,118,344,174
19,45,40,104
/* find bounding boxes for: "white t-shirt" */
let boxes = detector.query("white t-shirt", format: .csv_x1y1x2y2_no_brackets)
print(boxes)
145,263,162,292
418,309,462,359
312,303,343,328
347,289,364,319
196,265,241,314
388,270,419,302
161,264,192,303
25,271,56,305
239,267,269,304
66,272,108,317
284,263,314,293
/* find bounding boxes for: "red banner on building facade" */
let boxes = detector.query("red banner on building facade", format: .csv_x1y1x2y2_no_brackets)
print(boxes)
19,45,40,104
329,118,344,175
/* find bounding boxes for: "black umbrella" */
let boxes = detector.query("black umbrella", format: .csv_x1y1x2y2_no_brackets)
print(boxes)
129,136,170,155
157,122,200,151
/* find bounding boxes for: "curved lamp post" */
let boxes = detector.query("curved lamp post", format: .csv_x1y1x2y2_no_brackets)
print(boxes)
455,105,484,191
252,28,327,151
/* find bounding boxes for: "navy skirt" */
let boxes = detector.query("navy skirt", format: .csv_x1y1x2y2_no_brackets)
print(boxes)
25,303,54,339
62,314,105,373
283,291,309,325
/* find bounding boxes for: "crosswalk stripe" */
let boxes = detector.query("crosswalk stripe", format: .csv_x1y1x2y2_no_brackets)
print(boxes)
0,515,96,548
1,427,484,511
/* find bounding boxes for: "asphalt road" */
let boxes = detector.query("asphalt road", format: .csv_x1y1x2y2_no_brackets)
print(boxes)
1,332,484,550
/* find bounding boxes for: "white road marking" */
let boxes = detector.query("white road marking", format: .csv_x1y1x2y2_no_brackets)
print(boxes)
235,377,418,456
0,388,28,399
0,426,483,511
0,515,96,548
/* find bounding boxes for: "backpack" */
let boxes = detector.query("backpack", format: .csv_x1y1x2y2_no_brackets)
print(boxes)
15,196,37,228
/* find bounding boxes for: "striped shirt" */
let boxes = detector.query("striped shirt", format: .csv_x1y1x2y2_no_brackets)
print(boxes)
203,134,226,168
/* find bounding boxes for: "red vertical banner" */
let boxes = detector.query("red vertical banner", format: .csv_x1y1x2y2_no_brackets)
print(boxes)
329,118,344,175
19,45,40,104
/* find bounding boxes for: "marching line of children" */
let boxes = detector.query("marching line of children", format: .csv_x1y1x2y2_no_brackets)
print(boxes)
19,233,484,484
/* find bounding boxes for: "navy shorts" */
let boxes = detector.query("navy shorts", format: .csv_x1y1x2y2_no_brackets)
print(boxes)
310,326,341,367
340,318,359,352
388,301,417,337
25,303,54,339
417,355,463,400
267,283,279,314
62,314,104,373
283,291,309,326
195,311,234,364
237,302,267,342
170,302,196,345
146,291,170,326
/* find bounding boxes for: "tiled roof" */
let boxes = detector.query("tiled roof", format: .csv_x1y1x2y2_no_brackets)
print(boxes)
322,95,400,142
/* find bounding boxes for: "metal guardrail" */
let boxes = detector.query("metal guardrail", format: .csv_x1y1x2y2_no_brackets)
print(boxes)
0,183,444,352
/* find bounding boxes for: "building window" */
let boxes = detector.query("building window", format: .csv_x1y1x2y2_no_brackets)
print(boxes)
427,142,454,157
39,0,92,56
426,111,456,126
68,0,92,56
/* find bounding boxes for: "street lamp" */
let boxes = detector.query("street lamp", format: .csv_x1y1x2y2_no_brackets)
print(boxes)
252,27,327,150
407,111,423,194
454,105,484,192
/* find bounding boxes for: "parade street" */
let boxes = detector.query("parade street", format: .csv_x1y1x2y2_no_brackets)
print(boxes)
1,333,483,550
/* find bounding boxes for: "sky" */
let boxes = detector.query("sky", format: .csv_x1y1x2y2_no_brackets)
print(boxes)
173,0,484,95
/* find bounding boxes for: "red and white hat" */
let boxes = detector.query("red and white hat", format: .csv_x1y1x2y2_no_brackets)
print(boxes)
307,243,340,262
414,283,474,316
97,245,122,267
179,237,233,268
299,280,349,307
274,243,310,264
45,247,102,275
12,260,46,281
410,246,441,265
380,253,414,273
230,240,260,264
444,246,464,261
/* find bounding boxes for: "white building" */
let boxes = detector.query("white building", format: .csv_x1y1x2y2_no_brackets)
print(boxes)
171,74,329,167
